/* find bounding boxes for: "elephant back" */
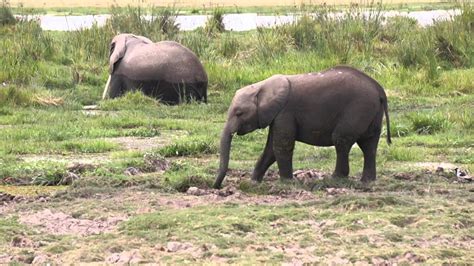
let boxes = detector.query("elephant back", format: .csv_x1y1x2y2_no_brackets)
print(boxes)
118,41,207,84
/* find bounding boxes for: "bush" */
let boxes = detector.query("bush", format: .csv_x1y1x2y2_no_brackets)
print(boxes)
106,5,179,42
0,86,32,106
100,91,160,111
254,27,293,60
0,0,15,26
431,4,473,68
409,113,450,135
159,136,217,157
0,20,55,84
204,8,225,36
66,23,115,63
380,16,418,43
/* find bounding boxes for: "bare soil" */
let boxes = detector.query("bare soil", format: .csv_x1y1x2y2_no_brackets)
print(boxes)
19,209,127,236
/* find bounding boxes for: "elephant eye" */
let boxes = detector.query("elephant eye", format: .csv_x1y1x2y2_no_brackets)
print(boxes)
109,43,116,55
235,110,243,117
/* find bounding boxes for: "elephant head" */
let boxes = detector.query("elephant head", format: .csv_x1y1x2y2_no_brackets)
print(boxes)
214,75,290,188
108,34,153,74
102,34,153,99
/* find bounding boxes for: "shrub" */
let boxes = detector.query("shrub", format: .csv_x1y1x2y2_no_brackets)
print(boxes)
66,23,115,63
431,4,473,68
0,86,32,106
204,8,225,36
178,29,211,58
106,5,179,42
254,27,294,60
159,136,217,157
409,112,450,135
0,0,15,26
0,20,55,84
380,16,418,43
100,91,160,111
394,30,436,68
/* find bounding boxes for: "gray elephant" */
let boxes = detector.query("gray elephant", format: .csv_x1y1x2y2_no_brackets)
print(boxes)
214,66,391,188
102,34,208,104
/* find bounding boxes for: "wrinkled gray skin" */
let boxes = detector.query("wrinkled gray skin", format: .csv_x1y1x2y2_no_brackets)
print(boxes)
102,34,208,104
214,66,391,189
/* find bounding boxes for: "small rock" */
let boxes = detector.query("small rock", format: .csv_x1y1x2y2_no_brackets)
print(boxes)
325,187,348,195
166,241,191,252
393,172,416,180
82,105,99,110
186,186,207,196
124,167,141,176
435,166,444,173
31,254,49,264
371,257,387,265
58,171,80,185
106,250,142,263
0,192,15,204
0,254,13,263
67,163,95,173
217,186,236,197
10,236,37,248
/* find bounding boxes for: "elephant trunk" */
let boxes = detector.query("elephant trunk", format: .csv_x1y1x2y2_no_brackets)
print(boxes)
214,123,234,189
102,75,112,100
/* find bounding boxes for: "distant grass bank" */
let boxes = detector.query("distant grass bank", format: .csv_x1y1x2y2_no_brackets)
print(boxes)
8,1,460,15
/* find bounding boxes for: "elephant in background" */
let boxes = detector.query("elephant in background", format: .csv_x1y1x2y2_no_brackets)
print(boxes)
102,34,208,104
214,66,391,189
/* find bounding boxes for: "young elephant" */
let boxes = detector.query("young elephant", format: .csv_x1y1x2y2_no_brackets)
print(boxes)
102,34,208,104
214,66,391,189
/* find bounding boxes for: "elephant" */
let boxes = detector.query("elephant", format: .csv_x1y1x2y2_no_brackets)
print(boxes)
214,66,391,189
102,34,208,104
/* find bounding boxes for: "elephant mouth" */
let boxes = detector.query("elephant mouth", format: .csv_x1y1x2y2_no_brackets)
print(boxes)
236,124,254,136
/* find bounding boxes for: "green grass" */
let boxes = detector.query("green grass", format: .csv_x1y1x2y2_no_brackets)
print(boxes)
0,2,473,263
119,189,472,263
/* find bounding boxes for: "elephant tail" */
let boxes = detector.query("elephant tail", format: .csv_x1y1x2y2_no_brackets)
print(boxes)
381,96,392,145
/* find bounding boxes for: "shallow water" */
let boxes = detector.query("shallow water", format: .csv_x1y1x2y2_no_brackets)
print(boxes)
26,9,461,31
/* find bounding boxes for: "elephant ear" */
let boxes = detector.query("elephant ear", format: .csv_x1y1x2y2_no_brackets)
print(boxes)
256,75,291,128
109,35,128,74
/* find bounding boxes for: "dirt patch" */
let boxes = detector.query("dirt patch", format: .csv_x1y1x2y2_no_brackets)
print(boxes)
184,185,317,206
411,162,458,171
19,209,127,236
21,153,110,165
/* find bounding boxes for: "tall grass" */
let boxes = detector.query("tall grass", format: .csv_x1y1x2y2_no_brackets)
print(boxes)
0,2,472,99
107,5,180,41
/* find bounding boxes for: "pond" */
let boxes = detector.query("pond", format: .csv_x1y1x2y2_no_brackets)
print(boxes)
27,9,461,31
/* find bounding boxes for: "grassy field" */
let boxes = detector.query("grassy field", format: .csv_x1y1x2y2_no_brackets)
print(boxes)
0,1,473,264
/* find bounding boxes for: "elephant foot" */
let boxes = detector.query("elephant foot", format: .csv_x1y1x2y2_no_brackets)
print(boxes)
279,176,294,184
361,175,376,183
331,172,349,179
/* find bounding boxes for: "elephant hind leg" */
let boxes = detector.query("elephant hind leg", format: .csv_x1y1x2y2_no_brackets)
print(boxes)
331,134,356,178
357,134,380,183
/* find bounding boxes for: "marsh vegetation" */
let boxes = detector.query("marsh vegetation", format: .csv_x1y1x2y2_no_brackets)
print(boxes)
0,1,473,263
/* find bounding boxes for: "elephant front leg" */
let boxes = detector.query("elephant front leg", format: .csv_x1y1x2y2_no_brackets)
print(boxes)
272,126,296,180
252,128,276,182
